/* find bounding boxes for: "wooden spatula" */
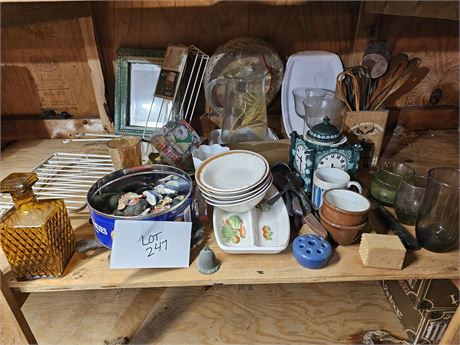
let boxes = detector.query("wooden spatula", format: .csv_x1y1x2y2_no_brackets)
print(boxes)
369,53,409,109
371,57,422,110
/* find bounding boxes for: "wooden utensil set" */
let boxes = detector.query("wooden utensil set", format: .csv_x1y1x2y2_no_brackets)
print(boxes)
336,53,422,111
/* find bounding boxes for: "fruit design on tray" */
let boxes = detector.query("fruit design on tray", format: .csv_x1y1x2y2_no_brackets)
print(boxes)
262,225,273,240
221,215,246,244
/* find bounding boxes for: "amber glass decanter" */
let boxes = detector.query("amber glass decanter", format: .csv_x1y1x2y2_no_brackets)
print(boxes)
0,172,75,279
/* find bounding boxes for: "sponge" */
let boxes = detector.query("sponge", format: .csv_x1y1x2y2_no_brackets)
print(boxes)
359,233,406,270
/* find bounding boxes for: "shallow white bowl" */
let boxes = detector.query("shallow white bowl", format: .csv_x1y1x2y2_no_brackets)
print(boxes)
201,177,272,205
204,182,272,213
196,171,270,197
196,150,269,193
199,174,273,201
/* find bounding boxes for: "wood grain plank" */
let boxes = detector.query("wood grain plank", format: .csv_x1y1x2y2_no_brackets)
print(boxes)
379,129,459,175
1,118,106,141
247,1,357,59
91,1,359,116
3,1,457,133
1,2,91,28
439,305,460,345
1,17,107,119
0,272,37,345
364,1,459,21
20,282,407,345
376,15,459,108
5,220,458,293
91,1,249,115
78,17,113,132
346,1,381,67
389,105,459,130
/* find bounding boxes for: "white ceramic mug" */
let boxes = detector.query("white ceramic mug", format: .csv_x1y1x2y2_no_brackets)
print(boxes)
311,167,362,209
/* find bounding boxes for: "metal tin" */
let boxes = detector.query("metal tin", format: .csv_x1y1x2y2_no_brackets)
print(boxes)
87,164,193,248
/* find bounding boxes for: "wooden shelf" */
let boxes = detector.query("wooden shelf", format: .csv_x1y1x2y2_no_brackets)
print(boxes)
21,282,407,345
364,1,459,21
0,131,459,293
2,222,458,293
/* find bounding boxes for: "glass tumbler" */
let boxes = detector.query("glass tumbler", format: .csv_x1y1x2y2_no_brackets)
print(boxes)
370,161,415,206
107,136,142,170
303,96,344,131
394,175,427,225
292,88,330,119
416,167,460,253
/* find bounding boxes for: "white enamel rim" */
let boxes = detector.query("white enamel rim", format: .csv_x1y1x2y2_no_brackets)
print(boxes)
199,174,273,201
202,178,272,206
324,189,371,213
196,173,269,196
213,185,290,253
313,167,351,189
195,150,269,193
207,192,267,213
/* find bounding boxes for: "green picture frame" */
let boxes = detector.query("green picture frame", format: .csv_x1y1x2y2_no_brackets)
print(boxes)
114,47,167,137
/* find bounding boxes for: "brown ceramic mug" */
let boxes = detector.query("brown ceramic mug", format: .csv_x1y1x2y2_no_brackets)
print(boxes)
321,189,370,227
319,208,367,245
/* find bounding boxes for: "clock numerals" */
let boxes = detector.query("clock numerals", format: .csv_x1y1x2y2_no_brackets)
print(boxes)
295,144,308,175
318,153,348,170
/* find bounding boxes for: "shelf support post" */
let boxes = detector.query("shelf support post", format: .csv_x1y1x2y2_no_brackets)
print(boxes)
0,271,38,345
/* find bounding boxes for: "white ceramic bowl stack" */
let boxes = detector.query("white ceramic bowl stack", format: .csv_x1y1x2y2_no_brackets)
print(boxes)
195,150,272,213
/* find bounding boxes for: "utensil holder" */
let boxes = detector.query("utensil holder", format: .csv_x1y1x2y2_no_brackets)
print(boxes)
343,110,389,168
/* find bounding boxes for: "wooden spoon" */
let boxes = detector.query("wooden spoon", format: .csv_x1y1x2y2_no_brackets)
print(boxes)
372,57,422,110
369,53,409,109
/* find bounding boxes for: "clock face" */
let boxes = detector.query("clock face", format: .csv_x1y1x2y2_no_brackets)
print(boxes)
317,153,348,170
294,143,307,175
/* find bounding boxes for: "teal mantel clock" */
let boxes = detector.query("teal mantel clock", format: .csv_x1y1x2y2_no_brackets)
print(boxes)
289,117,362,192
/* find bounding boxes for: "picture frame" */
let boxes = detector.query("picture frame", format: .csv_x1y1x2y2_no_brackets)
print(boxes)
114,48,170,137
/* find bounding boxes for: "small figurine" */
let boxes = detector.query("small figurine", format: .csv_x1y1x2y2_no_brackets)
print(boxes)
196,246,220,275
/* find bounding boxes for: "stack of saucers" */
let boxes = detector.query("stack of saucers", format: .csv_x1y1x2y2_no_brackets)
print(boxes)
195,150,272,213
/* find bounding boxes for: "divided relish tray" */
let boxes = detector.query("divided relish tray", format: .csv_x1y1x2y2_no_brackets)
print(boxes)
213,185,290,254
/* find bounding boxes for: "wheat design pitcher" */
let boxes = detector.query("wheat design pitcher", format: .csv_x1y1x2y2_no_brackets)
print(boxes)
205,65,268,144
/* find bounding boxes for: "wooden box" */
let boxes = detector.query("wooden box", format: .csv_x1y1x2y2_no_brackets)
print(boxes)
343,110,389,168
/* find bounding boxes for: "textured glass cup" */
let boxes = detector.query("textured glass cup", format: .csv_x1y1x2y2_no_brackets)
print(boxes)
292,88,330,119
416,167,459,253
394,175,427,225
370,161,415,206
107,136,142,170
303,96,344,132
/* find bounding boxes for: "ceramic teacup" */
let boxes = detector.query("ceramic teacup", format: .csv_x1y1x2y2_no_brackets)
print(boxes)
311,168,362,209
322,189,371,226
319,208,367,245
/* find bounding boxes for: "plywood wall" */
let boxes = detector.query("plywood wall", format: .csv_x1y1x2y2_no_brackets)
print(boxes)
377,14,459,107
91,1,359,115
1,1,458,139
1,18,103,117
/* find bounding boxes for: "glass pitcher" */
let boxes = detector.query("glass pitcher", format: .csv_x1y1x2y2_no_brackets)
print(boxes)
205,65,268,144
